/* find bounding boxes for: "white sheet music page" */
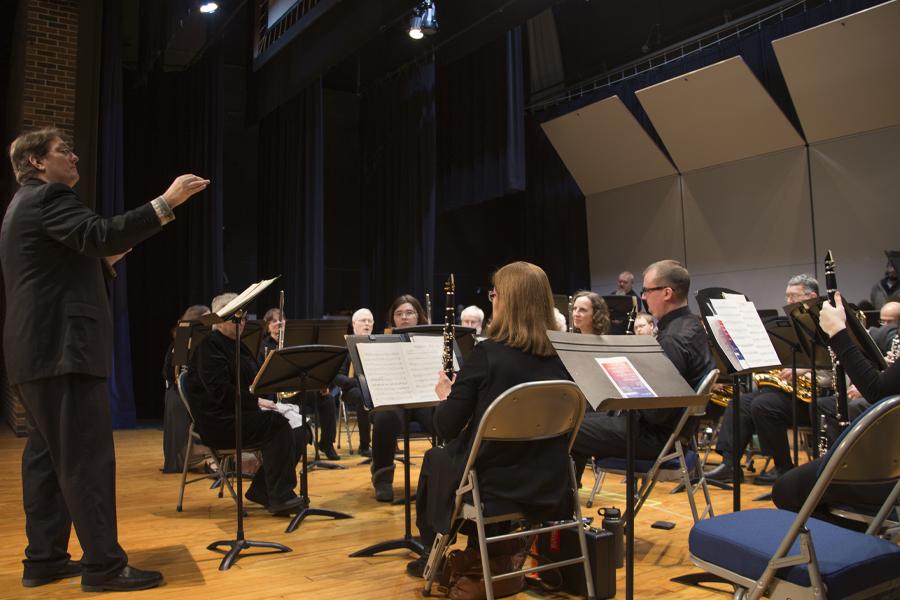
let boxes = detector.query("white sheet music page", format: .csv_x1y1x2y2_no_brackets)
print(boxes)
402,341,443,404
356,343,416,408
216,277,279,319
710,296,780,370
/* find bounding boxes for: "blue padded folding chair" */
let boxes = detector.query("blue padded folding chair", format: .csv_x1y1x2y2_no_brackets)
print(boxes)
687,394,900,600
586,369,719,524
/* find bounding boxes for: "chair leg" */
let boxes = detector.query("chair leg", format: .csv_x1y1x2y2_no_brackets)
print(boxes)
570,459,597,600
586,460,605,508
469,478,497,600
177,431,195,512
336,398,344,450
676,444,701,523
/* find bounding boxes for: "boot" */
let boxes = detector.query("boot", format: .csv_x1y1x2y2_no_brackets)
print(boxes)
371,464,395,503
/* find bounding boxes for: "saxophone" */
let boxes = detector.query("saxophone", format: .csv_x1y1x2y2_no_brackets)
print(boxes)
887,333,900,366
708,370,814,407
442,274,456,378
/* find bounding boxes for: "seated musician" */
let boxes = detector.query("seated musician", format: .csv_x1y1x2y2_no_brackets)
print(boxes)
571,260,714,479
869,252,899,310
869,300,899,353
571,290,610,335
459,305,484,335
371,294,433,502
259,307,340,461
183,293,307,515
773,291,900,527
633,311,656,336
706,275,821,485
610,270,642,311
333,308,374,457
407,261,573,577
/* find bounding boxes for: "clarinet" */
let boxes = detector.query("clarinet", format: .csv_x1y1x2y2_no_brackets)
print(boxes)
625,296,638,334
824,250,849,447
425,292,432,325
442,274,456,378
567,295,574,333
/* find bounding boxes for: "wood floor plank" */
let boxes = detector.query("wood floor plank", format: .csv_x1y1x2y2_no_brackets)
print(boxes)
0,426,776,599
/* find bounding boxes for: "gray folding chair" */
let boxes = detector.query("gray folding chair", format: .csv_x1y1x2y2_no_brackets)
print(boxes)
422,380,596,600
587,368,719,524
687,395,900,600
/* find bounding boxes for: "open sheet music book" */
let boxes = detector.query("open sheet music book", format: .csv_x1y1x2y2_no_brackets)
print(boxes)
199,277,280,324
356,341,444,408
705,294,780,371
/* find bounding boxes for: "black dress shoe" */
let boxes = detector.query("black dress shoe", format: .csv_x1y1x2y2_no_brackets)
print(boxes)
406,555,429,578
22,559,82,587
754,467,790,486
267,495,307,515
81,565,163,592
358,447,371,458
705,462,743,483
245,486,269,507
318,444,341,461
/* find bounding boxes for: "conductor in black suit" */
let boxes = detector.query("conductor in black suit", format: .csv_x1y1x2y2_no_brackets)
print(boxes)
1,127,208,592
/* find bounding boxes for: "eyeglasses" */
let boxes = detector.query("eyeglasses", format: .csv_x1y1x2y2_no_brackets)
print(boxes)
393,310,417,318
640,286,668,296
355,318,374,324
487,290,497,302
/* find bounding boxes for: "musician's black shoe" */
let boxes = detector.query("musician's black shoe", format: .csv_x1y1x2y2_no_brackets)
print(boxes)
372,465,395,503
754,467,791,486
318,444,341,461
22,559,82,587
406,555,429,578
81,565,163,592
358,447,371,458
245,486,269,507
267,495,308,515
705,461,743,483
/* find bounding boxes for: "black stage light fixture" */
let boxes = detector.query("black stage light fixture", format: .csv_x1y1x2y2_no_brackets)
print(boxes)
409,1,438,40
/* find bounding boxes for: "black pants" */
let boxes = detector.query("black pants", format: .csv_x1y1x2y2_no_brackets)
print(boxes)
570,411,667,484
772,458,895,529
340,386,371,450
17,374,128,585
751,390,811,471
298,392,337,448
202,410,303,506
714,390,757,460
372,407,434,474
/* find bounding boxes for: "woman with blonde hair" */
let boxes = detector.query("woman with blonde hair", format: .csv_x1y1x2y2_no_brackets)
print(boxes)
407,261,574,576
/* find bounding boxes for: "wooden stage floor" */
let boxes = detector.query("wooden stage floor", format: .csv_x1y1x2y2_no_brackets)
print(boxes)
0,426,776,599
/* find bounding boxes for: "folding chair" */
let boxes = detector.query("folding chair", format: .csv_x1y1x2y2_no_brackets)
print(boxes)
586,369,719,524
175,369,259,512
422,380,596,600
687,395,900,600
336,388,357,453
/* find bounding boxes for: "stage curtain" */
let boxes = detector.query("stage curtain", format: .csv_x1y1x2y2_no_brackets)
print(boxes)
256,80,325,319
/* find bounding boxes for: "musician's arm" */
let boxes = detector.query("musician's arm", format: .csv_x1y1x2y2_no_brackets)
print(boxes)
434,344,488,441
830,329,900,403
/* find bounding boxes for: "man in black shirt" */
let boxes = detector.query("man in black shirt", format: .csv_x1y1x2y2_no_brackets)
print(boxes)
572,260,715,472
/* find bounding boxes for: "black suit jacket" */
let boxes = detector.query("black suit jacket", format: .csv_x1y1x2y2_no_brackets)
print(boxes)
0,179,162,384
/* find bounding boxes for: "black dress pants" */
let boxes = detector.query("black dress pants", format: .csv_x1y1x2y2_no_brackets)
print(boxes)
340,386,371,450
298,392,337,448
17,374,128,585
752,390,810,471
372,407,434,474
714,390,758,459
571,411,667,484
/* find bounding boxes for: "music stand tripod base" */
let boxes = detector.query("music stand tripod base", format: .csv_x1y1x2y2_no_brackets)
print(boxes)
207,538,291,572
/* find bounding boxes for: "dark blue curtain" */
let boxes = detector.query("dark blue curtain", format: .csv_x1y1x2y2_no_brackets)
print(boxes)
123,47,225,420
360,63,437,327
97,0,136,428
256,80,325,319
437,29,525,213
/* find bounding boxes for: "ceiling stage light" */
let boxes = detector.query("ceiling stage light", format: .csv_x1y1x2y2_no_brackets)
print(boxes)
408,1,437,40
200,2,219,14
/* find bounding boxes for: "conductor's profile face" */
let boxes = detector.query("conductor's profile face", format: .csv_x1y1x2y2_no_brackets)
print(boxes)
31,137,80,188
392,303,418,328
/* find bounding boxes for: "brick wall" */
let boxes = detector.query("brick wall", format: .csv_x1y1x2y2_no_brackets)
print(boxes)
21,0,79,135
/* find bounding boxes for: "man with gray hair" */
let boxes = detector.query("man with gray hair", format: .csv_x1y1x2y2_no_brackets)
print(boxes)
611,270,642,310
459,305,484,334
183,293,306,515
333,308,375,456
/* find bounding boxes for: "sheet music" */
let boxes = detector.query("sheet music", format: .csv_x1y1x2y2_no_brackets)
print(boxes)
709,296,780,370
409,333,460,371
356,341,444,408
215,277,279,319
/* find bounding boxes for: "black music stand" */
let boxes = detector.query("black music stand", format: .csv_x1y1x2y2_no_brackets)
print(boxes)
344,333,438,558
603,295,638,334
251,344,353,533
548,332,702,600
197,277,292,571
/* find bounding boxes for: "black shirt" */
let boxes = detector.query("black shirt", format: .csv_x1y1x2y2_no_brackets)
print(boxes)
830,329,900,404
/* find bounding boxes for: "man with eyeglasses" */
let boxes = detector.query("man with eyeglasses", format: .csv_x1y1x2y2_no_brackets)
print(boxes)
571,260,714,477
333,308,376,456
1,127,208,591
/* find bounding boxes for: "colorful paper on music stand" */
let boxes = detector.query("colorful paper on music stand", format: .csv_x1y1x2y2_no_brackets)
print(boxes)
595,356,658,398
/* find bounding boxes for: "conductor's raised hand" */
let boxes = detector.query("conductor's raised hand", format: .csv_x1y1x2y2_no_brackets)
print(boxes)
820,291,847,337
435,369,456,401
162,174,210,209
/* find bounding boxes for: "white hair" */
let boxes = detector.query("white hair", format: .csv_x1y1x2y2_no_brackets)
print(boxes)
210,293,238,332
460,305,484,323
352,308,373,322
553,307,567,332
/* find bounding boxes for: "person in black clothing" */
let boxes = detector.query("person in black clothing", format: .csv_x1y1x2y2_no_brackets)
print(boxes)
407,261,574,577
333,308,375,456
610,270,642,311
161,304,210,473
371,294,433,502
183,294,306,515
773,291,900,527
869,252,900,310
258,307,339,460
1,127,208,591
572,260,715,476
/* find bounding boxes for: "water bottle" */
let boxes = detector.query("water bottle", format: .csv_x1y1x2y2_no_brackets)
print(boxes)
600,507,624,568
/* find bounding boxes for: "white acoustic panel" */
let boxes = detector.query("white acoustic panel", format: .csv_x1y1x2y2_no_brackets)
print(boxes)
636,56,804,173
682,147,816,311
541,95,676,195
809,124,900,306
773,0,900,144
586,175,685,294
